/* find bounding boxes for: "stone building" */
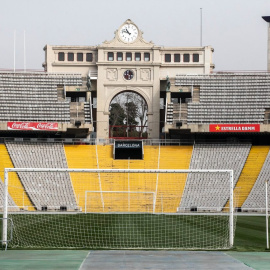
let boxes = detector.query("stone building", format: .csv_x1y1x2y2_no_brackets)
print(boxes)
43,19,214,140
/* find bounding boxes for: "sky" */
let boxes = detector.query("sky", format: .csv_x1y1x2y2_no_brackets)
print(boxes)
0,0,269,71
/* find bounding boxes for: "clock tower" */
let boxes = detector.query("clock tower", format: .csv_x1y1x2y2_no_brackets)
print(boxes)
96,19,161,140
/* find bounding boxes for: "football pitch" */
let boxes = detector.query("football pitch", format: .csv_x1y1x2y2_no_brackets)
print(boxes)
0,214,269,251
1,214,270,269
234,215,268,251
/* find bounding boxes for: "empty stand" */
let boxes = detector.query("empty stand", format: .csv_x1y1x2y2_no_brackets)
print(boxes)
0,144,33,210
242,149,270,210
6,142,78,211
5,141,267,213
157,146,193,212
175,73,270,124
0,177,19,212
229,146,270,208
64,145,101,211
180,144,251,211
0,72,82,122
64,145,193,213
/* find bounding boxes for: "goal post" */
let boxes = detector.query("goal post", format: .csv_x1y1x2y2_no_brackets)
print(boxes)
2,168,234,249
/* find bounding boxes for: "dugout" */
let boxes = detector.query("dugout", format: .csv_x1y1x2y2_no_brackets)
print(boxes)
114,140,143,160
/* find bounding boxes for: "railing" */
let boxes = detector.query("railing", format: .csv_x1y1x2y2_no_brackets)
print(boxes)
235,208,270,214
0,136,256,145
187,119,266,124
168,118,269,125
213,70,270,74
0,69,83,76
1,137,96,145
0,137,194,146
0,69,45,73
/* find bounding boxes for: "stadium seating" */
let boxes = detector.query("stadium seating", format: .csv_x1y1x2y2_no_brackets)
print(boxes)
157,146,193,212
0,72,82,122
64,145,193,213
175,73,270,124
0,177,19,212
242,149,270,210
5,142,78,211
229,146,270,208
0,144,33,210
2,142,270,213
179,144,251,211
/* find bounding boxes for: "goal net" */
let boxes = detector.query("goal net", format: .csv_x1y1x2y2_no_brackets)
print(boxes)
2,168,235,250
84,191,156,213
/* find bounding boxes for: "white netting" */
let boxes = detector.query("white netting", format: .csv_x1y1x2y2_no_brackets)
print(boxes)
3,169,235,249
85,191,155,213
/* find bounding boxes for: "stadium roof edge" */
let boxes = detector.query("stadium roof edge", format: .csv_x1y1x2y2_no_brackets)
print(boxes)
0,70,82,76
262,16,270,23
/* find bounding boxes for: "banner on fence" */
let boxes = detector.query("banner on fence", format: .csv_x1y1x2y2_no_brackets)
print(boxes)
7,122,58,131
209,124,260,132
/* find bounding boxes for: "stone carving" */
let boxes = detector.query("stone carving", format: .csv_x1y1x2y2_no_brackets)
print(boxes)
140,69,151,81
166,76,171,92
86,72,91,90
107,69,118,81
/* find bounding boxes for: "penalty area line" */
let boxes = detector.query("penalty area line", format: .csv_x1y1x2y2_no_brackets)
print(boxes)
79,251,91,270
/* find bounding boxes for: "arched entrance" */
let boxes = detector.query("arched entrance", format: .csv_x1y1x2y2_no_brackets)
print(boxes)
109,91,148,139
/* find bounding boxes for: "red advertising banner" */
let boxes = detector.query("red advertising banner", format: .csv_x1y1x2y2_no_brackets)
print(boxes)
209,124,260,132
7,122,58,131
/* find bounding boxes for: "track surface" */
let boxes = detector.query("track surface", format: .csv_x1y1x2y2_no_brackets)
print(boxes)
0,250,270,269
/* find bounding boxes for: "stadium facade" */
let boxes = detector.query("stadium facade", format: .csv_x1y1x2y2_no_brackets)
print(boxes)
1,18,270,250
42,19,215,140
0,18,270,142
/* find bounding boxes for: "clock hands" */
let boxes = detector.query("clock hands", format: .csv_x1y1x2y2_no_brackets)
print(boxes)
122,28,131,35
119,24,138,42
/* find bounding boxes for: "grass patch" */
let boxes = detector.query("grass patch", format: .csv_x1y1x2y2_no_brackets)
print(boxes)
1,214,269,251
233,215,269,251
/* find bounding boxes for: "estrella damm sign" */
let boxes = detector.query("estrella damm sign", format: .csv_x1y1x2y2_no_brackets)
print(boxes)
209,124,260,132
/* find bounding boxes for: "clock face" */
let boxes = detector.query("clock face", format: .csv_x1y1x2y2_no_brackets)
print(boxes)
123,70,134,80
119,24,138,43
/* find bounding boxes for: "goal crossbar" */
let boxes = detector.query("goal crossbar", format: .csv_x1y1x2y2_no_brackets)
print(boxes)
2,168,234,248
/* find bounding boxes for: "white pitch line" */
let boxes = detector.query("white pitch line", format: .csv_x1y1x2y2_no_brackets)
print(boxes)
79,251,91,270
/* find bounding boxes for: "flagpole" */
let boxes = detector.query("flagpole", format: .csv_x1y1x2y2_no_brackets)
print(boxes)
200,8,203,47
266,180,269,249
14,30,16,72
24,30,26,72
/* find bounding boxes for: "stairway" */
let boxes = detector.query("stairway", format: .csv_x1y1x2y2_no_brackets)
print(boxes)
84,102,91,123
57,85,65,101
192,87,200,103
179,103,187,124
166,103,173,124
